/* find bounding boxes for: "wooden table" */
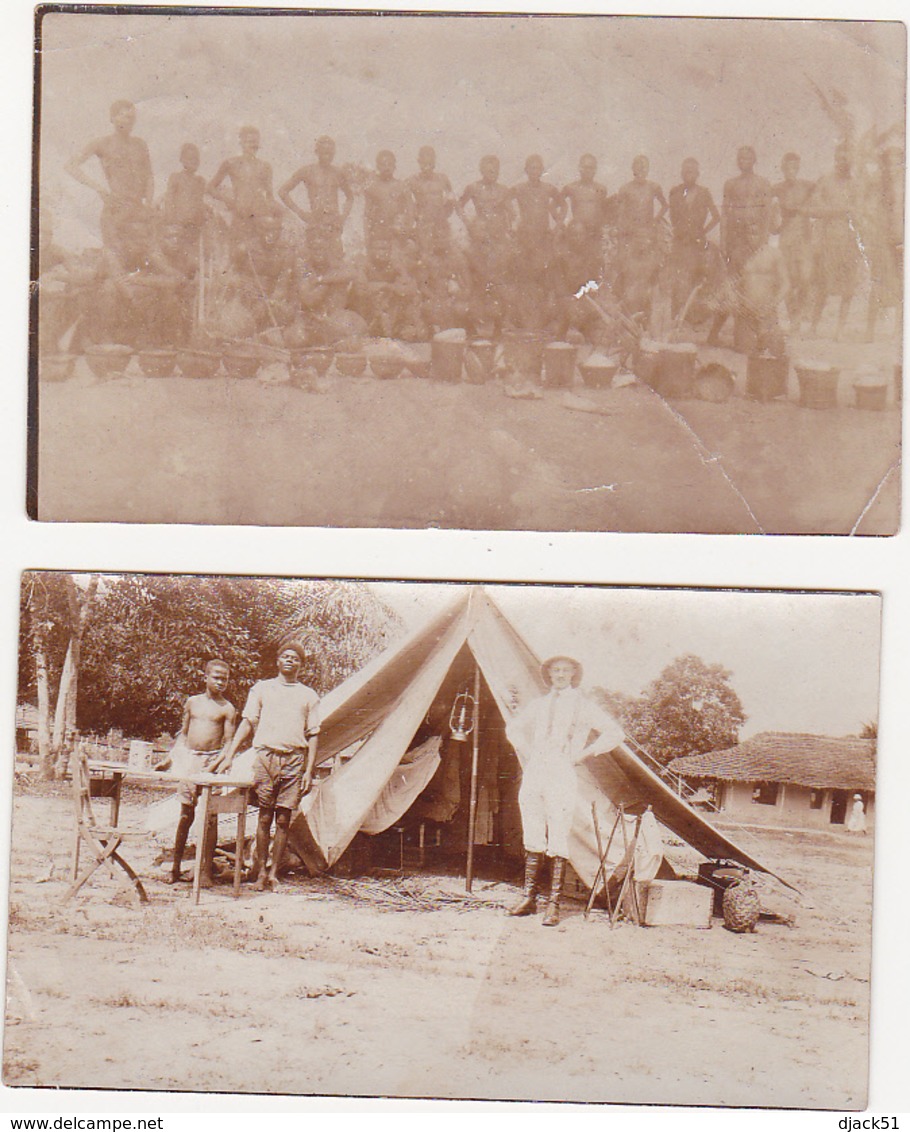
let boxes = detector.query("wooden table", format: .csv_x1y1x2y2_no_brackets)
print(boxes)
86,760,254,903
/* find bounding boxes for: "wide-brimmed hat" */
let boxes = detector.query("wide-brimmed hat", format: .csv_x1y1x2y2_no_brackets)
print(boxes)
541,655,583,688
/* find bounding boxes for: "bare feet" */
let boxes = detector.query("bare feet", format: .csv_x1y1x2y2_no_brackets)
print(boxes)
254,876,273,892
164,871,185,885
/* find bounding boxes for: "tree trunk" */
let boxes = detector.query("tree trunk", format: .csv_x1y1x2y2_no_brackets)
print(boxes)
52,639,76,778
51,575,99,779
52,639,74,751
34,625,54,781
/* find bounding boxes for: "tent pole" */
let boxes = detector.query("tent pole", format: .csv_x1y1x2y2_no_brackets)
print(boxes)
465,664,481,892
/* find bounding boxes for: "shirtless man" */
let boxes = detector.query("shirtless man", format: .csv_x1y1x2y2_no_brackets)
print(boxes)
667,158,720,319
771,152,814,328
363,150,414,249
207,126,277,246
296,230,358,344
561,154,609,242
708,146,774,345
278,136,353,262
162,143,208,267
457,156,515,333
740,235,788,355
408,146,456,257
157,660,236,886
89,217,193,348
510,155,564,325
807,144,864,341
512,156,564,255
721,146,774,274
614,155,668,321
65,99,154,261
351,238,420,339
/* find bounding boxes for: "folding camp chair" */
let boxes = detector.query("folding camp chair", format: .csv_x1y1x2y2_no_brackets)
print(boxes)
64,747,150,904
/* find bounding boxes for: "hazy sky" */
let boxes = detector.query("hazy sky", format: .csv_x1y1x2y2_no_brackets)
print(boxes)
39,12,905,248
378,582,882,739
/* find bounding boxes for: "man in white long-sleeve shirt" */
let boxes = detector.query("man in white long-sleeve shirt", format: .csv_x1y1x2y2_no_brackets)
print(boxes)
506,655,625,925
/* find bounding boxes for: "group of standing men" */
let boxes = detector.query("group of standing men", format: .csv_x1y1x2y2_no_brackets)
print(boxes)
54,98,903,353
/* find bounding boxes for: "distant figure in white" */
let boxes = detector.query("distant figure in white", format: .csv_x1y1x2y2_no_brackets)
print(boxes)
845,793,867,835
506,655,625,926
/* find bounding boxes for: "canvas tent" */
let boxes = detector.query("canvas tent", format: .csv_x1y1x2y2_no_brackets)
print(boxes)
289,587,793,891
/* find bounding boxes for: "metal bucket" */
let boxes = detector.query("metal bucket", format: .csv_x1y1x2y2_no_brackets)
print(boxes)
430,336,465,383
655,344,697,398
466,340,496,383
746,355,789,402
542,342,578,388
854,383,888,411
796,365,839,409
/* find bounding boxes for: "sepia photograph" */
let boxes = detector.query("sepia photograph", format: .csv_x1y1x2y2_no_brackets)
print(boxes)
5,574,880,1107
31,10,905,534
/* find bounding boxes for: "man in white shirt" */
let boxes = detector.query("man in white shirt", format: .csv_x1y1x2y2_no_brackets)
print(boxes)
506,655,625,925
220,642,320,891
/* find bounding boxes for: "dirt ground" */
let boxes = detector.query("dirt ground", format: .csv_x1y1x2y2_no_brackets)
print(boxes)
35,324,901,533
3,785,873,1108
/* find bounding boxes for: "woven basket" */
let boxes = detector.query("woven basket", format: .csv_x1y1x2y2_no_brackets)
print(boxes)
722,879,761,933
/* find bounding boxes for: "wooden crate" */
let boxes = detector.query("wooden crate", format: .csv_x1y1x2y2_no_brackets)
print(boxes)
636,879,713,928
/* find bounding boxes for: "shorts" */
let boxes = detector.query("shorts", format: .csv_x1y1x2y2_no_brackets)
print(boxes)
252,747,307,811
177,750,221,807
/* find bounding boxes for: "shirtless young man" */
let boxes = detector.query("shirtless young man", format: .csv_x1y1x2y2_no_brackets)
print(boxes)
807,144,863,340
457,156,515,331
708,146,774,345
614,155,668,320
667,158,720,319
158,660,236,886
207,126,277,245
510,155,564,322
408,146,456,256
771,152,814,328
512,156,564,249
65,99,154,262
162,143,208,266
561,154,609,241
363,150,414,249
278,136,353,261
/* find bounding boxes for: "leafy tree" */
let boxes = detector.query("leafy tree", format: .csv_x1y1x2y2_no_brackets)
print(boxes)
593,653,746,768
19,571,100,778
76,575,400,739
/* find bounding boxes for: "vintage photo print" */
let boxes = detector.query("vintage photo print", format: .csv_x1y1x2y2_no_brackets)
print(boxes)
31,11,904,533
6,574,880,1106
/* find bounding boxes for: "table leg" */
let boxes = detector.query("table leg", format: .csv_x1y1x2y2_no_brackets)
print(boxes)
110,772,123,828
193,786,212,906
234,792,247,899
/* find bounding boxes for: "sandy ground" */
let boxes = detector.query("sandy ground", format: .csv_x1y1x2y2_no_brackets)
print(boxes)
35,326,901,533
3,787,873,1108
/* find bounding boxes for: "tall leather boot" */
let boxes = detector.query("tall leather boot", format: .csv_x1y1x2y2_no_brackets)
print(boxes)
508,851,542,916
542,856,567,926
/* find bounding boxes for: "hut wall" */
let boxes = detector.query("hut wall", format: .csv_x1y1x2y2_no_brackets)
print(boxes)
719,779,875,830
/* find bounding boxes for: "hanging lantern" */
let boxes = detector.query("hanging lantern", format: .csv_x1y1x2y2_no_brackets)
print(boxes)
449,687,477,742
